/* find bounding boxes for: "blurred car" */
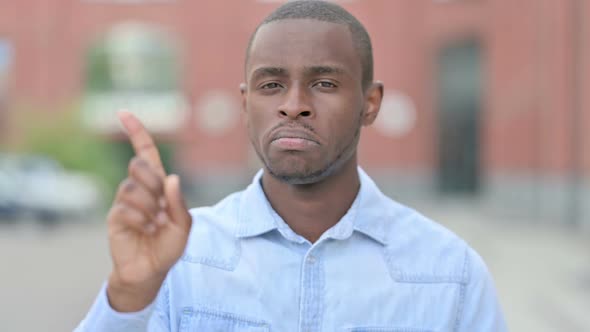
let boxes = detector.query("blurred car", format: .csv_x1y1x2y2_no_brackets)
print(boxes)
0,165,20,218
0,153,104,222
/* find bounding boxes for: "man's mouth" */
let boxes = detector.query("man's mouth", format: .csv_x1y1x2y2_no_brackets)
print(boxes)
270,129,320,150
272,137,318,150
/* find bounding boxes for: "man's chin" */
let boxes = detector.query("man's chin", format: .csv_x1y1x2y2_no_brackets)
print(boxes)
266,165,330,185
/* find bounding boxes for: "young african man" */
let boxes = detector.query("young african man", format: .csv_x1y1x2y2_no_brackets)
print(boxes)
76,1,507,331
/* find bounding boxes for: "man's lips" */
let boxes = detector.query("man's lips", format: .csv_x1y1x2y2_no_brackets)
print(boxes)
272,137,318,150
270,129,320,150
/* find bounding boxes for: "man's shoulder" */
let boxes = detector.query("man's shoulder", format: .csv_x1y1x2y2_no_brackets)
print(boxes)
188,190,244,224
179,190,246,270
379,198,478,284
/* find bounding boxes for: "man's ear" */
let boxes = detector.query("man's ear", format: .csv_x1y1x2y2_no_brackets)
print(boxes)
240,83,247,114
240,83,249,126
361,81,384,126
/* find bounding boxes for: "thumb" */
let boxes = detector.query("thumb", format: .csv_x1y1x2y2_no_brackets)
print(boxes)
164,174,191,231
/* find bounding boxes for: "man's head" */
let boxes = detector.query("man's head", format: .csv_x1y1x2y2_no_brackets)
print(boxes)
246,0,374,90
241,0,383,185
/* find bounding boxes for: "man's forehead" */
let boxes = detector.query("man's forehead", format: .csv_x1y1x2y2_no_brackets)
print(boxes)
246,19,359,77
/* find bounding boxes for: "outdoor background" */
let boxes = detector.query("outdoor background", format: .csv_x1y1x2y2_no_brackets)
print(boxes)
0,0,588,331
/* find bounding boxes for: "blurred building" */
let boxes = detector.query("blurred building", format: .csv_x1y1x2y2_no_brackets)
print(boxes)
0,0,588,224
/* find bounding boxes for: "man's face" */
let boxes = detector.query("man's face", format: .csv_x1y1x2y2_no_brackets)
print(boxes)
242,19,377,184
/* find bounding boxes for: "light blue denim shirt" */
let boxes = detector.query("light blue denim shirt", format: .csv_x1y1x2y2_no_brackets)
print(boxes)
76,168,507,332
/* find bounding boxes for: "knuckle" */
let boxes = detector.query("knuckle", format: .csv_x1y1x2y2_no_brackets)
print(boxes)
117,186,158,219
129,159,163,194
128,156,148,176
144,173,164,195
152,177,164,194
128,157,139,175
119,205,145,224
118,178,136,194
137,142,155,153
106,206,117,221
144,198,159,214
108,204,148,233
108,203,127,222
129,212,146,225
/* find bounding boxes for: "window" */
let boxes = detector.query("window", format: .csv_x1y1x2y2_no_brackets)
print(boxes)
0,40,13,102
82,23,187,133
0,40,13,140
436,39,483,193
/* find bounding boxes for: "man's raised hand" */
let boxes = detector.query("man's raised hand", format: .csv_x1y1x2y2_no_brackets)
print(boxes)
106,111,191,312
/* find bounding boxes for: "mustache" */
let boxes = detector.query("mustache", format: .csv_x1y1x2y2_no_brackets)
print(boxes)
268,121,320,143
268,121,317,135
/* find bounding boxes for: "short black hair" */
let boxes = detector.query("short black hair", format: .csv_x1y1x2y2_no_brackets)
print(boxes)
246,0,374,89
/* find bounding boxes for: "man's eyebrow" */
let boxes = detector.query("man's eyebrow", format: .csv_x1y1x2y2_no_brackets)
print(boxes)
250,67,288,80
304,65,347,76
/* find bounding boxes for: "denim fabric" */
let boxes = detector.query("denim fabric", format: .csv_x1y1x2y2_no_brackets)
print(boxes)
75,168,507,332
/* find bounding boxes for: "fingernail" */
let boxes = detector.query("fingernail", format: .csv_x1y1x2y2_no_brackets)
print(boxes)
117,109,130,122
169,174,180,187
118,110,139,131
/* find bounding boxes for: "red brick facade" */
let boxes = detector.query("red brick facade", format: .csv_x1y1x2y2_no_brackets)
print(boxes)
0,0,588,194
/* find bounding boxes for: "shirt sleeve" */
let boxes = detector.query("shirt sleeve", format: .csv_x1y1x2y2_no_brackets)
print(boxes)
73,280,170,332
455,248,509,332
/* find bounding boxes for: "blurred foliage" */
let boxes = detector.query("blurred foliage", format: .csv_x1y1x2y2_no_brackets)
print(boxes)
85,46,113,92
6,104,177,204
110,137,175,177
8,104,127,203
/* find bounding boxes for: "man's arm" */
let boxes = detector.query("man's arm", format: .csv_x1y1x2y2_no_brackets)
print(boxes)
74,279,170,332
455,248,508,332
76,112,192,331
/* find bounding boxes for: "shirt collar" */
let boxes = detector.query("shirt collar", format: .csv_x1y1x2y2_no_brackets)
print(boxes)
235,169,279,238
235,167,394,246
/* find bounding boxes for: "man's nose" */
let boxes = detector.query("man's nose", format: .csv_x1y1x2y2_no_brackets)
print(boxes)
277,85,313,119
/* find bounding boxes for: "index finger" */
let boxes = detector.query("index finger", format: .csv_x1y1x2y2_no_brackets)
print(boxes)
118,111,166,178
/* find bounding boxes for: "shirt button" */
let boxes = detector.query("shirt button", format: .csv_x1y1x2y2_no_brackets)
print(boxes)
307,255,316,264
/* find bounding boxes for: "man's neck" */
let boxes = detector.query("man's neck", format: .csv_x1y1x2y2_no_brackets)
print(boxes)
261,159,360,243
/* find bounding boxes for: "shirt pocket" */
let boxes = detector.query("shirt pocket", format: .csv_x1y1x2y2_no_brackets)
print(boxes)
179,307,271,332
344,328,433,332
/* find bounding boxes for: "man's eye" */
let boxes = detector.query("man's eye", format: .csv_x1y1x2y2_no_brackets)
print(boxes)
314,81,337,88
261,82,282,89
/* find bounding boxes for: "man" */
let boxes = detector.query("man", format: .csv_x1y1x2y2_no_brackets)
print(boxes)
76,1,507,331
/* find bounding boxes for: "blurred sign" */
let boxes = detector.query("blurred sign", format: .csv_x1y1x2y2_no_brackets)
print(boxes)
375,91,417,137
196,91,239,136
82,92,188,133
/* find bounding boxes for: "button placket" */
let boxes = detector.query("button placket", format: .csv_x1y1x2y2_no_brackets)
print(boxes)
299,249,323,332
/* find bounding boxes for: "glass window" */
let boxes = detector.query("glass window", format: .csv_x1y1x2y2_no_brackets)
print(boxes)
0,40,13,101
82,23,187,133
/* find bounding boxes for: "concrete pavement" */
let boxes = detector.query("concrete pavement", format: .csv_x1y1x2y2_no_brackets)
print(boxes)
418,203,590,332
